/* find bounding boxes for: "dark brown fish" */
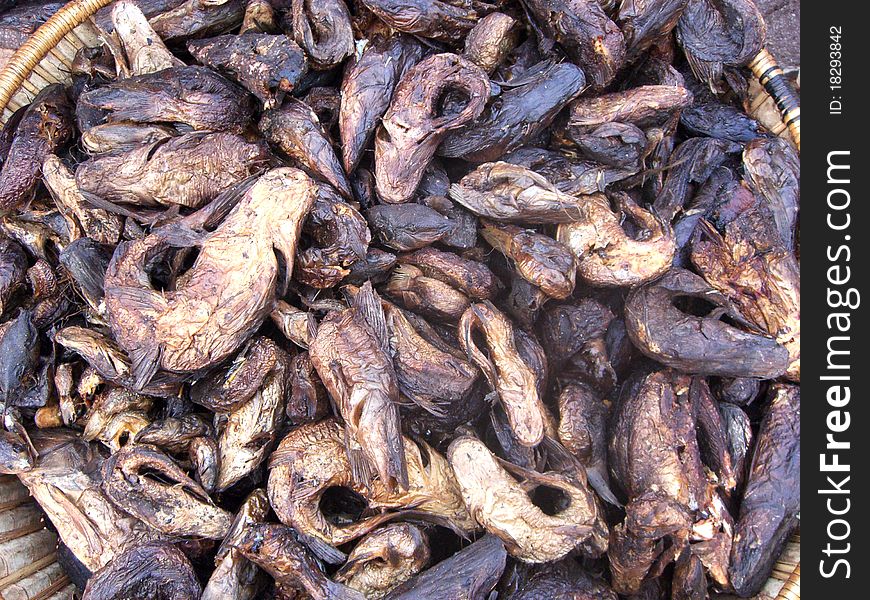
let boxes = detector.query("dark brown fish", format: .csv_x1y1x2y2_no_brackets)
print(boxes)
565,85,693,133
375,53,490,203
0,309,39,408
133,413,212,454
398,247,501,300
384,264,470,322
202,489,270,600
743,136,800,251
618,0,689,61
359,0,486,43
260,98,353,199
76,132,271,209
291,0,354,69
0,85,74,214
234,522,364,599
439,62,586,162
502,147,635,196
339,35,424,173
624,268,789,378
296,183,371,288
188,33,308,106
729,384,800,597
80,123,176,155
676,0,765,91
287,351,330,424
557,382,620,506
381,297,479,416
77,65,254,133
385,535,507,600
309,282,408,490
367,203,455,251
503,560,618,600
523,0,625,88
690,203,800,380
102,443,233,539
0,236,27,315
95,0,246,43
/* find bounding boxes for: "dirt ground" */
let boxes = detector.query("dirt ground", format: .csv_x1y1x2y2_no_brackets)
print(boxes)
757,0,800,69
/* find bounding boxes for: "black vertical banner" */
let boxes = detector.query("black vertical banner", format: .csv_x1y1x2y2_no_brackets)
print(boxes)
802,7,868,597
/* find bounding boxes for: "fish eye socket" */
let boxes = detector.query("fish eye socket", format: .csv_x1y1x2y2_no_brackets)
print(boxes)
528,485,572,516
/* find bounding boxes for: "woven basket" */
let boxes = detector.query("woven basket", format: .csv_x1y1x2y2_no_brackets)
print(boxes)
0,1,801,598
0,476,76,600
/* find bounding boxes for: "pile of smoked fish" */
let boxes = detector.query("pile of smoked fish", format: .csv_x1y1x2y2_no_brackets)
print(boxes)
0,0,799,598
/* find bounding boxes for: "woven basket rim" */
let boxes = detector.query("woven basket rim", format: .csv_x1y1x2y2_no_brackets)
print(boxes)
0,0,115,118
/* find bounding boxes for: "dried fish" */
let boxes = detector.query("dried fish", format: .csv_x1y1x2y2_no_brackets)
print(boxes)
77,65,254,133
375,53,490,203
340,35,424,173
624,268,789,377
384,264,471,322
188,33,308,106
214,338,288,490
76,132,271,209
448,436,608,562
556,193,675,287
450,162,590,224
523,0,625,88
81,123,176,155
360,0,485,43
459,302,549,447
729,384,800,596
439,62,586,162
385,536,504,599
102,443,233,539
202,489,270,600
260,98,353,199
104,167,316,385
267,419,474,546
0,85,74,214
0,236,27,315
291,0,354,70
481,221,577,300
235,522,364,599
82,542,202,600
335,524,430,598
367,203,455,251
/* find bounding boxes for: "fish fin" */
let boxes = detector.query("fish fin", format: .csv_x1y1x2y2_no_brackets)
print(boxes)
587,467,623,508
295,531,347,565
350,282,390,356
496,456,572,490
383,402,409,491
129,341,161,391
156,221,207,248
184,174,258,231
306,312,319,343
396,510,473,541
109,285,168,320
345,428,375,489
78,189,163,220
400,389,447,419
